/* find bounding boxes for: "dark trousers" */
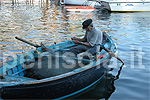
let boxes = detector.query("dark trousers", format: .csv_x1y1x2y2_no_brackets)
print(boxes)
70,45,100,55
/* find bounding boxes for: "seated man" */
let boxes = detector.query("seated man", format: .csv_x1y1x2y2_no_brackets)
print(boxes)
70,19,103,56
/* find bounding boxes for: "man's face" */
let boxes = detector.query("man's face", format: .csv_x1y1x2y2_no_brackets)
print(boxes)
85,25,92,31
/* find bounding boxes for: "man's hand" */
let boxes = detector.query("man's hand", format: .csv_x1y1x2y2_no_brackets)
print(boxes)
71,37,85,42
71,37,77,40
73,40,92,47
73,40,81,44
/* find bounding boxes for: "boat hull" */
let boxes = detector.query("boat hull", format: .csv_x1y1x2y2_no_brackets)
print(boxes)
60,0,86,6
107,1,150,12
64,6,95,12
60,0,101,7
1,61,109,99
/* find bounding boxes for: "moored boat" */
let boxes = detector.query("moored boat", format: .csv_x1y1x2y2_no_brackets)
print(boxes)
101,0,150,12
60,0,101,7
0,32,124,99
64,6,95,12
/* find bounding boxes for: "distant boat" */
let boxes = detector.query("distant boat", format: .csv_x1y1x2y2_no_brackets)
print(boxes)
101,0,150,12
64,6,95,12
60,0,101,7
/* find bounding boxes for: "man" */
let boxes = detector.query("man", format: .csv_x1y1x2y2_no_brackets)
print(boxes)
70,19,103,55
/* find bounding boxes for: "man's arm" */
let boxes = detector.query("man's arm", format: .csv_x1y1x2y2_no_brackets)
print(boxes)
71,37,85,42
81,42,92,47
73,40,92,47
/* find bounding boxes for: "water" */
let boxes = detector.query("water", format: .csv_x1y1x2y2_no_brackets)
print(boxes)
0,1,150,99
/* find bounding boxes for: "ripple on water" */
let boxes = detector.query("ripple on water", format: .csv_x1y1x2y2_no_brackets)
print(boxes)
110,69,150,99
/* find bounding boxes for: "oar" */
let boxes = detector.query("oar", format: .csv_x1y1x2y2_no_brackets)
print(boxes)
15,37,40,47
102,46,124,79
103,47,124,65
15,37,55,54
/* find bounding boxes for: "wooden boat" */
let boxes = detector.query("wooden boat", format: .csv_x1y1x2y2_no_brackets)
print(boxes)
101,0,150,12
64,6,95,12
0,32,124,99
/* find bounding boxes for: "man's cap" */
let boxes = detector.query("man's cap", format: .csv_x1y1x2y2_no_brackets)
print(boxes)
82,19,92,29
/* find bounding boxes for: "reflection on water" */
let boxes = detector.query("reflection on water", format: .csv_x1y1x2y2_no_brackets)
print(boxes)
0,0,150,99
0,1,61,60
0,1,111,61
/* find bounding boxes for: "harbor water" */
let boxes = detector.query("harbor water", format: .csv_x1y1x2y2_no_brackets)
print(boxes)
0,1,150,99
